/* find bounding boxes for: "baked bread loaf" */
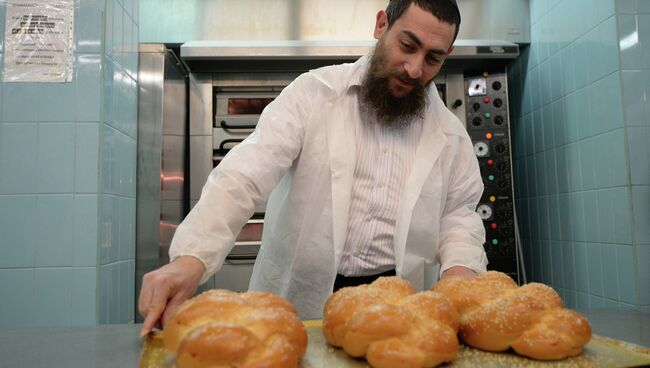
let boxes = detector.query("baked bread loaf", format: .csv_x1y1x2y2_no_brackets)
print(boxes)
163,289,308,368
432,271,592,360
323,277,460,368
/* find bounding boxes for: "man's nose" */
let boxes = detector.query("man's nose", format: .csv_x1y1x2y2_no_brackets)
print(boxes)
403,57,423,80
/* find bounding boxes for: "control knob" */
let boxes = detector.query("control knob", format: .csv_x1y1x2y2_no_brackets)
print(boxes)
476,204,493,220
474,141,489,157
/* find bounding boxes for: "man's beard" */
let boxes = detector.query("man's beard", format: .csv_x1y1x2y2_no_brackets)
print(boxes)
359,44,430,128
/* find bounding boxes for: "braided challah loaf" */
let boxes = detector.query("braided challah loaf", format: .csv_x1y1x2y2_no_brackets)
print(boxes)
323,277,460,368
432,271,592,360
163,289,308,368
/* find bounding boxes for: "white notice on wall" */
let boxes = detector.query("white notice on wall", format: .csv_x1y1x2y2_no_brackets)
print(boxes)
3,0,75,82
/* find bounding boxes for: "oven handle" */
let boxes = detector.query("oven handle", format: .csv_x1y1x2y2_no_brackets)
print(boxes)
215,139,244,156
216,120,257,130
225,240,261,264
224,253,257,265
225,253,257,261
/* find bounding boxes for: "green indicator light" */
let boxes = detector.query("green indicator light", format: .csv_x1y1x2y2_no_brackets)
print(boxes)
485,112,492,119
492,239,499,245
488,175,495,181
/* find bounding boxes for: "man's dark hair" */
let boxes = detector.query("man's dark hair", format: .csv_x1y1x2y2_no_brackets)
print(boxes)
385,0,461,41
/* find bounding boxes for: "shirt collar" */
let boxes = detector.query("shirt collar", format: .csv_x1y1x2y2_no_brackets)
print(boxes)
347,52,372,91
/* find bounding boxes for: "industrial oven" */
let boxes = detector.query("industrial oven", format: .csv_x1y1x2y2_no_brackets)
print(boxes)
177,40,524,293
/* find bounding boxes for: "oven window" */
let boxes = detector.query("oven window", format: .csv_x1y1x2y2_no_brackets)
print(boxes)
228,98,275,115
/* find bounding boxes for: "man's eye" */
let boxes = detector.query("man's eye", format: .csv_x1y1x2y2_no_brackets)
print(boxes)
401,42,414,50
426,55,441,64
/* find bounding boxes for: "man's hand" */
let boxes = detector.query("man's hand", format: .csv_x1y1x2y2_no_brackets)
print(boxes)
441,265,477,280
138,256,206,337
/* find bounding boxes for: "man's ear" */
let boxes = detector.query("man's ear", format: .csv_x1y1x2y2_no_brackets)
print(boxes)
447,45,455,55
373,10,389,40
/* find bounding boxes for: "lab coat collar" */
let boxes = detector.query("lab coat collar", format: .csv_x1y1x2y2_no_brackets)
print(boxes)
347,53,371,90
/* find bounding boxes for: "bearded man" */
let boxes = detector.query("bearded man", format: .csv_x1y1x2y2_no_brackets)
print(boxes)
138,0,487,334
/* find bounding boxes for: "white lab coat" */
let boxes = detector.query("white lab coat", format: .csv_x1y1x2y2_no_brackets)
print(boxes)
170,55,487,319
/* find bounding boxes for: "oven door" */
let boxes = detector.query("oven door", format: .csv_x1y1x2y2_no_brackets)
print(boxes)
212,243,260,292
209,91,280,290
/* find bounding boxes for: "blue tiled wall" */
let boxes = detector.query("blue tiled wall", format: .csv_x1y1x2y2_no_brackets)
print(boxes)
509,0,649,311
0,0,138,328
99,0,138,325
617,0,650,310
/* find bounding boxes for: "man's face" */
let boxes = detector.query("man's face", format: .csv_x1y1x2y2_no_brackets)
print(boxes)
359,4,456,127
373,4,456,98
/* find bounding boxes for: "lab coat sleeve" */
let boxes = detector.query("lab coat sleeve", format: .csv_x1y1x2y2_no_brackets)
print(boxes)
437,136,488,276
169,73,314,284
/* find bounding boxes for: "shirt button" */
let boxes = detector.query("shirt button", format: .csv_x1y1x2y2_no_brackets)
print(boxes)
383,149,388,154
378,182,384,188
354,251,360,257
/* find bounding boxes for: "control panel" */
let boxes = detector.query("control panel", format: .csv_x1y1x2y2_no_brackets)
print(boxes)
464,71,519,283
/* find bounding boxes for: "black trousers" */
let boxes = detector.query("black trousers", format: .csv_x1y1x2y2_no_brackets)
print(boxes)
333,269,396,292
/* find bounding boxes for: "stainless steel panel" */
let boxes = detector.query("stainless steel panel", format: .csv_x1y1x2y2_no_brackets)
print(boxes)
140,0,384,44
136,47,165,315
458,0,530,43
140,0,530,44
161,135,185,201
189,73,212,136
180,39,519,73
159,199,184,265
136,44,188,322
162,68,187,136
182,39,519,61
189,135,212,202
213,72,298,89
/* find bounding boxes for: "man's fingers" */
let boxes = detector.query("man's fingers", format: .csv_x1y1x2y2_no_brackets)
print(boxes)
139,287,169,337
140,309,161,337
137,280,153,318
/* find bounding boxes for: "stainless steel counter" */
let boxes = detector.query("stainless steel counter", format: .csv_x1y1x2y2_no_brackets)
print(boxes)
578,309,650,348
0,324,143,368
0,309,647,367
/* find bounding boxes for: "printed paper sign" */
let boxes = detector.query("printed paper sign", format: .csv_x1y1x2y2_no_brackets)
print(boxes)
3,0,75,82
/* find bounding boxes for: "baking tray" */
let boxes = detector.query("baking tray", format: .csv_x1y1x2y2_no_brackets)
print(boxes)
140,320,650,368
